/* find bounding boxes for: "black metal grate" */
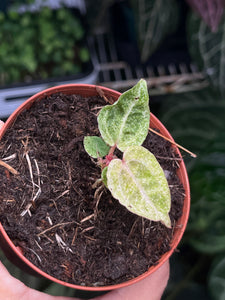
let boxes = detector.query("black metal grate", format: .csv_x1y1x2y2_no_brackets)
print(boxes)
89,31,209,94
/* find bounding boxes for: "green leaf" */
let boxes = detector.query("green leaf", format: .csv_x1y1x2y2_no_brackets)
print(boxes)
84,136,110,158
101,167,108,187
98,79,150,152
107,145,171,227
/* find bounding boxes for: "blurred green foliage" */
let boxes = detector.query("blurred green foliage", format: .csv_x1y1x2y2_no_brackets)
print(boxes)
0,6,90,85
159,88,225,300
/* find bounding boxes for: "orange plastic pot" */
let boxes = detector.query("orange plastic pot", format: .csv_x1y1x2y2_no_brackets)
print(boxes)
0,84,190,292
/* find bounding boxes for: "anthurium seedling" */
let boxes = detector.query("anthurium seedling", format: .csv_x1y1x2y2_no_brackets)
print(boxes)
84,79,171,227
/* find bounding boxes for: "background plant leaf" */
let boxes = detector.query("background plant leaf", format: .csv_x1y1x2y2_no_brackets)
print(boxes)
107,145,171,227
129,0,179,62
159,88,225,254
186,0,225,32
98,79,150,152
159,88,225,164
187,11,225,95
187,132,225,254
84,136,110,158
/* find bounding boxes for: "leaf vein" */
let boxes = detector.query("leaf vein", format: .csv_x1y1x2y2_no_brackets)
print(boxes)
123,161,158,215
116,100,137,145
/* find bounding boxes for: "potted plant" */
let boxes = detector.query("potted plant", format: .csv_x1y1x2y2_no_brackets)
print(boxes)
0,5,97,119
0,7,91,86
0,80,190,293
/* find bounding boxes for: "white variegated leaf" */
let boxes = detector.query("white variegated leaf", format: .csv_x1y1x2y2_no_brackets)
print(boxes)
98,79,150,152
107,145,171,227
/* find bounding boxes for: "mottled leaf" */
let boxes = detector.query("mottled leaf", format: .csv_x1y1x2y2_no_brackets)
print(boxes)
107,145,171,227
98,79,150,152
83,136,110,158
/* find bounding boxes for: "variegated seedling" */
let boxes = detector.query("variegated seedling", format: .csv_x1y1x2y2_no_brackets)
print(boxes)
84,79,171,227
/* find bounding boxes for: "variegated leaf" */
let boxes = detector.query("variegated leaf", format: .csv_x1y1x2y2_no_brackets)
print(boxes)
98,79,150,152
107,145,171,227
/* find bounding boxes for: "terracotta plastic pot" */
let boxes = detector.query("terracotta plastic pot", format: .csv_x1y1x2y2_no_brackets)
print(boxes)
0,84,190,292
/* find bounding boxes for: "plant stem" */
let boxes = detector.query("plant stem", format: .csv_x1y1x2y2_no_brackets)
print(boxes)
108,144,117,157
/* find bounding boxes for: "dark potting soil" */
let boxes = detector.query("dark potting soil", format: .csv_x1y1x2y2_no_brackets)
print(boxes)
0,92,185,286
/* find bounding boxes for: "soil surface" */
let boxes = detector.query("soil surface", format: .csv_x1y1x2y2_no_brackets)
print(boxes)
0,92,185,286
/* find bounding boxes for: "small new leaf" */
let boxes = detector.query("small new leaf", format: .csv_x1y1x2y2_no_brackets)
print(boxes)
84,136,110,158
107,145,171,227
98,79,150,152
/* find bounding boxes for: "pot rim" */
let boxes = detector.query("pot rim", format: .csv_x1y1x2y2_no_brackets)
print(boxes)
0,83,190,291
